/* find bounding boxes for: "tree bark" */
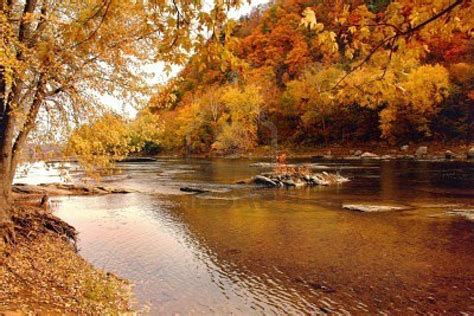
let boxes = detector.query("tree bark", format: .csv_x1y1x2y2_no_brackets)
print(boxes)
0,156,15,249
0,69,15,248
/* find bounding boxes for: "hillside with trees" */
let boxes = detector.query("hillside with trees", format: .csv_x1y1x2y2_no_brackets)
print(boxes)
146,0,473,154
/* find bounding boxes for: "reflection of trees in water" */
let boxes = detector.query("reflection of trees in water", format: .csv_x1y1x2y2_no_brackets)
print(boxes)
168,194,390,314
155,198,325,314
167,183,474,314
57,159,474,314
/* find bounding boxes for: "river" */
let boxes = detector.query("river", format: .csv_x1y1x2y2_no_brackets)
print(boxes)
47,158,473,314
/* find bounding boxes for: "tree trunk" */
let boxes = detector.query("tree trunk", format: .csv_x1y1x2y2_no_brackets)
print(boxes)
0,77,16,249
0,168,15,251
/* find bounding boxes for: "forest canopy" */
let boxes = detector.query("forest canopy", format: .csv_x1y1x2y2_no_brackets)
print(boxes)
144,0,473,154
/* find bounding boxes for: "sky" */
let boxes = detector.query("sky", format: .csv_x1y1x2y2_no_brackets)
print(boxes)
104,0,271,118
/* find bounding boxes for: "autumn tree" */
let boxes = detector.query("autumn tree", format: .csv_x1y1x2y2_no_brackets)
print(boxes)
65,114,131,176
212,84,263,152
0,0,243,244
65,110,161,176
150,0,472,147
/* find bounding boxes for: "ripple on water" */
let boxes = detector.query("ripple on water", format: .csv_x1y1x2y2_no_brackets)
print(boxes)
50,159,474,314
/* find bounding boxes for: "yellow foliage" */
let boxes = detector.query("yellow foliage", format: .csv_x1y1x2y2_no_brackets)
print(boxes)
213,85,263,152
65,114,131,175
65,112,161,176
157,84,263,154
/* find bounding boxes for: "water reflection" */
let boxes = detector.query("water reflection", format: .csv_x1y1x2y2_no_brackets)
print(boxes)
54,159,474,314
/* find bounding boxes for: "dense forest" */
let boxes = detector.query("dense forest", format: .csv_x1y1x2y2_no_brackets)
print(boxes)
138,0,473,154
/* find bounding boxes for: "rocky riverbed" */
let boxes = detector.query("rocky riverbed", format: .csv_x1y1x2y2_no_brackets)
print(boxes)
238,171,350,188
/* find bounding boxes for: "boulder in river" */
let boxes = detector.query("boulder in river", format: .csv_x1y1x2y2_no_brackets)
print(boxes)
249,171,349,188
282,179,296,187
415,146,428,158
343,204,410,212
254,175,278,187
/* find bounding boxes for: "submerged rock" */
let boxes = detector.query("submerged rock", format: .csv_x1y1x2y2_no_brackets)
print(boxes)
180,187,210,194
343,204,410,212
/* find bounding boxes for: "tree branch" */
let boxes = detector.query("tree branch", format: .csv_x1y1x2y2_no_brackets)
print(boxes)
71,0,112,49
10,75,44,181
329,0,464,91
18,0,39,42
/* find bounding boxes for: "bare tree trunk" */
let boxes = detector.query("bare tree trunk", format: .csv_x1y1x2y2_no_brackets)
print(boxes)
0,71,15,249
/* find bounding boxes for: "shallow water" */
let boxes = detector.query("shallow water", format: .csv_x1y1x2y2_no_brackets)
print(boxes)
52,158,474,314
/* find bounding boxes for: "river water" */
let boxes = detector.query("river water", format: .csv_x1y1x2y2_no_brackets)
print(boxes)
49,158,473,314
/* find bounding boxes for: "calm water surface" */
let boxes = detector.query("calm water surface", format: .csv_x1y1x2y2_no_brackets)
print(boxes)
53,159,474,314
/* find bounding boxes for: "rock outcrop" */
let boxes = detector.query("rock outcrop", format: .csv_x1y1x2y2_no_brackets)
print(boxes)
249,172,350,188
12,183,136,196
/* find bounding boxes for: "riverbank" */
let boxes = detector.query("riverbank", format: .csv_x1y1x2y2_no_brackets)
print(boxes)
0,203,134,314
153,141,474,161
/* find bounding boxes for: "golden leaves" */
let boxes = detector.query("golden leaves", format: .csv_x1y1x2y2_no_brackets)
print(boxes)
300,8,324,32
65,113,161,177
